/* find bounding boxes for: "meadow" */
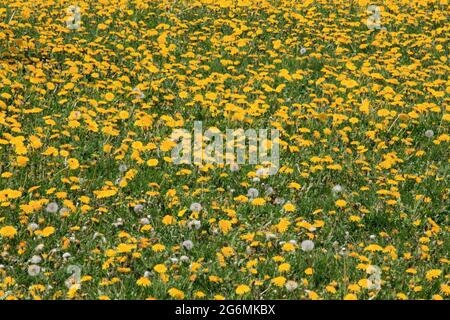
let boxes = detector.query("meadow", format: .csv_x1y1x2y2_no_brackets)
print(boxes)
0,0,449,300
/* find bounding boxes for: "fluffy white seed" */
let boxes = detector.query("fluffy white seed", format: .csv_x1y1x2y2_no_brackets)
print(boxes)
301,240,315,252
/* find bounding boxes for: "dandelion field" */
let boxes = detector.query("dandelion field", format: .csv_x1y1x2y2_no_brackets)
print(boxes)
0,0,449,300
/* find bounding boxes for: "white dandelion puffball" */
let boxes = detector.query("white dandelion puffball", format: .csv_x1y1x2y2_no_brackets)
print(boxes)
170,257,179,264
28,264,41,276
300,47,307,55
265,186,274,196
332,184,343,193
256,168,268,176
285,280,298,292
29,255,42,264
274,197,285,205
424,130,434,138
62,252,72,260
182,240,194,250
119,164,128,172
301,240,315,252
187,219,201,230
190,202,202,212
46,202,59,213
133,204,144,213
180,255,190,262
247,188,259,198
366,265,381,275
28,223,39,231
140,217,150,225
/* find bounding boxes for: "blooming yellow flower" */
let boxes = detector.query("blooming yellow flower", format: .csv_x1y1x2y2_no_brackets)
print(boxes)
67,158,79,170
154,264,167,274
235,285,251,295
168,288,185,299
335,199,347,208
136,277,151,287
0,226,17,238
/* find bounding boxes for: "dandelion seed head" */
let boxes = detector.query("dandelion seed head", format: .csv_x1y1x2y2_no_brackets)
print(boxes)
29,255,42,264
187,219,201,230
189,202,202,212
247,188,259,198
182,240,194,250
46,202,59,213
180,255,190,262
424,130,434,138
332,185,343,193
301,240,315,252
285,280,298,291
28,223,39,231
133,204,144,213
28,264,41,276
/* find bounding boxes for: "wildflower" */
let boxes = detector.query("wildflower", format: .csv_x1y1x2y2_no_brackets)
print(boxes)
251,197,266,206
218,220,232,234
28,223,39,231
274,197,285,205
285,280,298,291
168,288,185,299
136,277,151,287
140,218,150,225
182,240,194,250
272,276,287,287
180,256,190,263
255,168,269,176
425,269,442,281
0,226,17,239
300,47,307,55
133,204,144,213
344,294,357,300
67,158,79,170
247,188,259,198
264,186,274,195
424,130,434,138
235,284,251,295
335,199,347,208
46,202,59,213
29,255,42,264
332,184,343,193
28,265,41,276
146,159,158,167
187,220,201,230
189,203,202,212
283,202,296,212
154,264,167,273
301,240,315,252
